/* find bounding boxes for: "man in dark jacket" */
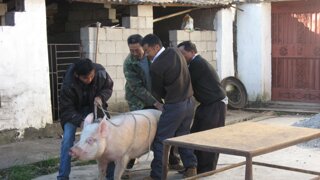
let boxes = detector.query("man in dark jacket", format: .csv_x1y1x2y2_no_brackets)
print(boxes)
57,58,113,180
178,41,227,174
141,34,197,180
123,34,182,172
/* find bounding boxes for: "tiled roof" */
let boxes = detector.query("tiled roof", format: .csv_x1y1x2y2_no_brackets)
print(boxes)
128,0,232,6
81,0,233,6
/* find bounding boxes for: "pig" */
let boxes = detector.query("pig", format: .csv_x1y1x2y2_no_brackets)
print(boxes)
69,109,162,180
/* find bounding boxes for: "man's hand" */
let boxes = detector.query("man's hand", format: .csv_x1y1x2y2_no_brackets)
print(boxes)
94,96,103,107
80,121,84,129
154,101,164,111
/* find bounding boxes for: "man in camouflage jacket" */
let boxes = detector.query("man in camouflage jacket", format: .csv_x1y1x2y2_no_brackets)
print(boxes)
124,34,160,111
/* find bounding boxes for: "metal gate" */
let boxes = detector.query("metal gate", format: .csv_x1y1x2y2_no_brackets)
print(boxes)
48,44,82,121
271,0,320,103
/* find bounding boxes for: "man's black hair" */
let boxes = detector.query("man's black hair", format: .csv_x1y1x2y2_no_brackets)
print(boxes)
74,58,94,76
141,34,163,47
127,34,143,45
177,41,198,53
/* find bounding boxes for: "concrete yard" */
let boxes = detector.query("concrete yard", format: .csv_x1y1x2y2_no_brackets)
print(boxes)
32,115,320,180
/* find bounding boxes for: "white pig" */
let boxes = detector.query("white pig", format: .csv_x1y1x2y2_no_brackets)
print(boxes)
69,109,161,180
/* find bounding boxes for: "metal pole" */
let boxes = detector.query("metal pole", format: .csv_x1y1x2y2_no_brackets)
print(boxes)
95,22,101,63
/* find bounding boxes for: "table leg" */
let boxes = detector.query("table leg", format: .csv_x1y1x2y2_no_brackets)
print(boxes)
161,144,171,180
245,155,253,180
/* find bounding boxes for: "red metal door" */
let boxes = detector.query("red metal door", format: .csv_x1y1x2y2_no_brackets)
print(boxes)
272,0,320,103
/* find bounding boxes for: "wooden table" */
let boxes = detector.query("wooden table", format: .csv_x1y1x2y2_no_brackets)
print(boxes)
162,122,320,180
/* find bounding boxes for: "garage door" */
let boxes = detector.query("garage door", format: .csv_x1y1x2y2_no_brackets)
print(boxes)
272,0,320,103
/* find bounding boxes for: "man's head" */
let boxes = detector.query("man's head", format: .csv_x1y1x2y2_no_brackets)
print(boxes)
141,34,163,60
74,58,95,85
127,34,144,60
177,41,198,64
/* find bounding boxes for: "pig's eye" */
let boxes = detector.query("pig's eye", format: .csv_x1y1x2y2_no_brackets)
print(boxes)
86,137,96,145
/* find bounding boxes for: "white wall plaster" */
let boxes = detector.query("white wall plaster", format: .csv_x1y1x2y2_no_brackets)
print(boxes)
215,8,235,80
237,2,272,102
0,0,52,130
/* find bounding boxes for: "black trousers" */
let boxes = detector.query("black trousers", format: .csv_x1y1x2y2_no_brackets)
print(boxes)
191,101,227,173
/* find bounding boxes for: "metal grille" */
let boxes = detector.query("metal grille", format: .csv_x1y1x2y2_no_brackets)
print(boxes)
48,44,82,121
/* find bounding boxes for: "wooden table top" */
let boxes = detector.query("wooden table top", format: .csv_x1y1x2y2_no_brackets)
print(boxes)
164,122,320,157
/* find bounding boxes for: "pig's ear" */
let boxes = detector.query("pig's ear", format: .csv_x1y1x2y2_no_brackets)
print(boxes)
98,120,108,138
84,113,94,127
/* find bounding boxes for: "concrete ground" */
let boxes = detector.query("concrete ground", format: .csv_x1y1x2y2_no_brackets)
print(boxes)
1,110,319,180
0,110,261,170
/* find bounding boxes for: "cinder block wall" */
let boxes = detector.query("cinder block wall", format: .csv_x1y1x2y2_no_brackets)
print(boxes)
66,3,117,32
122,5,153,36
80,6,217,112
80,5,153,112
169,30,217,69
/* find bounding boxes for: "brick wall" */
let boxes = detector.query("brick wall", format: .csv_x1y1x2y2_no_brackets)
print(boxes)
80,5,153,113
80,5,218,112
66,3,117,32
169,30,217,69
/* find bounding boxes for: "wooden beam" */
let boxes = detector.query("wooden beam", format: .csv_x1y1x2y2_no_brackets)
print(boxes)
253,161,320,176
71,0,128,5
184,161,247,180
0,3,7,16
153,8,200,23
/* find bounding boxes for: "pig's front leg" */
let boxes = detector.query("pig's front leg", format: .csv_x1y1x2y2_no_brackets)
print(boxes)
97,159,108,180
114,156,130,180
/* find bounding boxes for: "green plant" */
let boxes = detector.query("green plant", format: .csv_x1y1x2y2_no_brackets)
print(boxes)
0,158,96,180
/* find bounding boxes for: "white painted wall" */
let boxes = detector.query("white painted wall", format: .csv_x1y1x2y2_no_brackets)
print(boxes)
215,8,235,80
0,0,52,131
237,3,271,102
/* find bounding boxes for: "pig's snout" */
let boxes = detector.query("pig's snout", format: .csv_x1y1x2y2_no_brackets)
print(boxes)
69,147,81,159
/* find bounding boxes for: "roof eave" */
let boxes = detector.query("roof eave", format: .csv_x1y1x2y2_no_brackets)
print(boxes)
70,0,232,7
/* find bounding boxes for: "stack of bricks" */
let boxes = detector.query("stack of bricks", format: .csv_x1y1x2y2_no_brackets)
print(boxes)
66,3,118,34
169,30,217,69
122,5,153,37
80,5,154,112
80,26,128,112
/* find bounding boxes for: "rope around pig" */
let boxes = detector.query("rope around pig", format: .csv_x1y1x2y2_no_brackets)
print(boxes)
96,105,153,166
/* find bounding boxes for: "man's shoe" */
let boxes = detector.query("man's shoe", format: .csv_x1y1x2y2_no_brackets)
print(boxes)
121,170,131,179
183,167,197,178
142,176,155,180
168,163,184,171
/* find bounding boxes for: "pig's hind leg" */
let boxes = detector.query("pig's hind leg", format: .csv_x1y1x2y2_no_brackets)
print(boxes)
114,156,130,180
